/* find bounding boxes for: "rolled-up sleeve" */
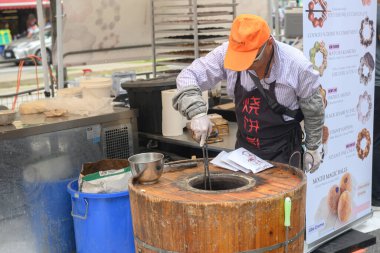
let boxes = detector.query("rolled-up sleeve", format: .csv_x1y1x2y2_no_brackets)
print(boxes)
176,43,228,91
296,62,320,98
298,63,325,150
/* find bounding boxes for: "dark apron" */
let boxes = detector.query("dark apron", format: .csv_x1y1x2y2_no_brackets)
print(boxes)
234,72,303,164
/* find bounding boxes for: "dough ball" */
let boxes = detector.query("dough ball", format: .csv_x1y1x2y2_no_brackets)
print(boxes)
338,191,352,222
327,184,341,214
340,173,352,192
19,100,49,115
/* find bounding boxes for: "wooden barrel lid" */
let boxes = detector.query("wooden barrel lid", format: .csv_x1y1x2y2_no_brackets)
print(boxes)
129,162,306,203
129,162,307,253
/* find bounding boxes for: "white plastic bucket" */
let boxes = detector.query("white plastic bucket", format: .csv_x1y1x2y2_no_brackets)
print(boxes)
80,78,112,99
57,87,83,98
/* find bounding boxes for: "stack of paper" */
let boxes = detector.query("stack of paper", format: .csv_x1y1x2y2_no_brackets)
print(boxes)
211,147,273,173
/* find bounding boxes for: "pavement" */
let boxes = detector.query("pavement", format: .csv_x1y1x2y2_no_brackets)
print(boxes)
351,210,380,252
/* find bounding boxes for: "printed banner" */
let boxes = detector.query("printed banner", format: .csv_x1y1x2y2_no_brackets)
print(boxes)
303,0,377,244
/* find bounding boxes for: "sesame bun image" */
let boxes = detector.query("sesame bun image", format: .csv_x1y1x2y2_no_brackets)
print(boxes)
314,172,357,236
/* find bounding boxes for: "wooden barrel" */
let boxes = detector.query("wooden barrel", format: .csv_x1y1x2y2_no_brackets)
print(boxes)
129,162,306,253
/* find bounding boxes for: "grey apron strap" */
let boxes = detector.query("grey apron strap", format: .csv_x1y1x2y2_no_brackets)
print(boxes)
247,71,304,122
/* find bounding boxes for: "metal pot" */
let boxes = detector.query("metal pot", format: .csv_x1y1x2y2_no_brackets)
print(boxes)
0,109,16,126
128,152,164,185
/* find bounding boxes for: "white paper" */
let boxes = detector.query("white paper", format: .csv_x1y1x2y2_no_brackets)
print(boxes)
211,151,239,171
227,147,273,173
221,156,251,173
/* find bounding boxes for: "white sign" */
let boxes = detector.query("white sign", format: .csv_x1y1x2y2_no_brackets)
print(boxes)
303,0,376,245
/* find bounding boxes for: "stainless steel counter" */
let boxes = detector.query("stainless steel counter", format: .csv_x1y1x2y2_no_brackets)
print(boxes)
0,107,138,140
139,122,237,153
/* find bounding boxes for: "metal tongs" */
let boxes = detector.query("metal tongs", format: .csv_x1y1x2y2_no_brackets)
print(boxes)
202,130,218,190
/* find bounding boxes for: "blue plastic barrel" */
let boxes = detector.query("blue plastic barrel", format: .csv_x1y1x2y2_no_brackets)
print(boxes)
24,178,76,253
67,180,135,253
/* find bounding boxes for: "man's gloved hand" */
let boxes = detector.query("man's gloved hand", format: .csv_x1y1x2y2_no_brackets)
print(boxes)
190,113,212,147
303,149,322,173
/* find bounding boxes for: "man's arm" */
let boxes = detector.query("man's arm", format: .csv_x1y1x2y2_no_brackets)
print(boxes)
173,43,228,120
296,62,325,172
299,89,325,150
296,62,325,150
172,43,228,146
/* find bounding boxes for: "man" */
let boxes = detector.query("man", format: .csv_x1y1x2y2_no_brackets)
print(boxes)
173,14,324,172
26,14,39,38
372,0,380,209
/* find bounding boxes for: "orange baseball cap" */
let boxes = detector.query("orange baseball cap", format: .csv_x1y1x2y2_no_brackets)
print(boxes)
224,14,271,71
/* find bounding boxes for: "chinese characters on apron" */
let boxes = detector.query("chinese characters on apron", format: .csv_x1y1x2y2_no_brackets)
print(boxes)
234,72,303,164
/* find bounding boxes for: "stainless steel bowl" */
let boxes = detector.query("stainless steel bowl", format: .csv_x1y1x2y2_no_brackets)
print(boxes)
0,109,16,126
128,152,164,184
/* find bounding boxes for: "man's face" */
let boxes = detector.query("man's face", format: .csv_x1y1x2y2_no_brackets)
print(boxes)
248,37,273,69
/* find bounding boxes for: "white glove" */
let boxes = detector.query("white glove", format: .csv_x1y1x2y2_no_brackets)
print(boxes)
303,149,322,173
190,113,212,147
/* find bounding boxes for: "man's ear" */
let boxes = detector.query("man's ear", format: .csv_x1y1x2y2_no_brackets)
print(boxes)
268,36,275,47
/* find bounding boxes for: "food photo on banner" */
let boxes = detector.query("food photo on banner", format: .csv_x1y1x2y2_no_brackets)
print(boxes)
303,0,376,248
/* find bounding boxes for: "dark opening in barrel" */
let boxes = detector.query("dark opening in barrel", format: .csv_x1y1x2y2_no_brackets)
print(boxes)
188,174,255,192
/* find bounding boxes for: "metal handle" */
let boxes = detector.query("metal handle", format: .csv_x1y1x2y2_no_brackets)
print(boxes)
288,151,302,171
202,138,212,190
71,197,89,220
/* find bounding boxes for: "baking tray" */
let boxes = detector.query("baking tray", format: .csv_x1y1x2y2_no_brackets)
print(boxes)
156,59,194,67
156,50,210,58
155,19,234,26
155,35,228,43
154,4,236,9
154,11,233,17
155,27,230,34
155,41,222,50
